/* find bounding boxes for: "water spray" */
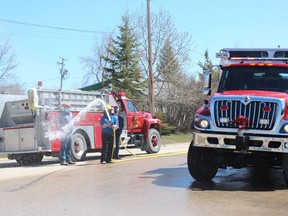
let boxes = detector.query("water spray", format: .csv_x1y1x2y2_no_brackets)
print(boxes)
103,104,111,122
42,96,137,159
44,98,110,140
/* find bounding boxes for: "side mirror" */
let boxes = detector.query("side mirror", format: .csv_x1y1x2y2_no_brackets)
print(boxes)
203,71,211,95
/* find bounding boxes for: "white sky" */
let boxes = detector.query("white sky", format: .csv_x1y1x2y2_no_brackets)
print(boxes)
0,0,287,90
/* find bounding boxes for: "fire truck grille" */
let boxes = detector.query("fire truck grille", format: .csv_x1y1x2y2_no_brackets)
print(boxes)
213,100,278,130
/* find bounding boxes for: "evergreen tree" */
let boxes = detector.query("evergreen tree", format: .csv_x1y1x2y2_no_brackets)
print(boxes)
103,14,145,104
156,39,182,100
157,39,181,83
198,50,220,94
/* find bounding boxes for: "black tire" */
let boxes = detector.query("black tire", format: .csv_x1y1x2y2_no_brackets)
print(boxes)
283,154,288,186
15,153,44,166
71,133,87,161
187,142,218,181
146,128,161,154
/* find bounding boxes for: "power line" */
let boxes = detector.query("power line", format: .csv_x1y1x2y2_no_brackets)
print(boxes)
0,30,97,41
0,18,113,34
151,0,220,49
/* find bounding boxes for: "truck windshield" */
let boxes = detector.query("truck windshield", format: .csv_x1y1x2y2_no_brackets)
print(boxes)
218,67,288,93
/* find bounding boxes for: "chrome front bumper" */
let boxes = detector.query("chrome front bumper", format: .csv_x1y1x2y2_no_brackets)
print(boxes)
193,132,288,153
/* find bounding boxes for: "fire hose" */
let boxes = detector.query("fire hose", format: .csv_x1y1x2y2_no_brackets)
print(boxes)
111,128,137,161
105,105,137,160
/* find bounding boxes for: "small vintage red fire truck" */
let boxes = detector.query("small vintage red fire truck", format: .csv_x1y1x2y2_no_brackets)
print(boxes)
188,48,288,185
0,88,161,165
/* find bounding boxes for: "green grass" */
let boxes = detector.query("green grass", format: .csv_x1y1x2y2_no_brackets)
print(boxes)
161,133,192,144
0,154,7,159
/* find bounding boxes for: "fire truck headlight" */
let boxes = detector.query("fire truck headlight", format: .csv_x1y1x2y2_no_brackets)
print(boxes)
283,124,288,133
199,119,209,129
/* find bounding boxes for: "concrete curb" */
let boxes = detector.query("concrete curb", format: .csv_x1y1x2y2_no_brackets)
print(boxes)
0,142,190,163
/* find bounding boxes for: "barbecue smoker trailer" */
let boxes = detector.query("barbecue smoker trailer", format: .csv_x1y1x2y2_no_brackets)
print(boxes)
188,48,288,186
0,88,161,165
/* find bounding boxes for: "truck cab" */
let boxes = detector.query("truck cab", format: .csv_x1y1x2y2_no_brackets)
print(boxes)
115,92,161,153
188,48,288,186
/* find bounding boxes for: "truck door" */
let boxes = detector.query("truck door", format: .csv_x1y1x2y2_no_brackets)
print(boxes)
124,100,144,132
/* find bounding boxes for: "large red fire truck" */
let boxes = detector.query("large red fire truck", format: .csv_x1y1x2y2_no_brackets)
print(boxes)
188,48,288,186
0,88,161,165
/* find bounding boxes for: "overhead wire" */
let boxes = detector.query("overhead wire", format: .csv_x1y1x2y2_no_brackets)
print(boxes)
151,0,221,55
0,18,116,42
0,2,213,83
0,18,113,34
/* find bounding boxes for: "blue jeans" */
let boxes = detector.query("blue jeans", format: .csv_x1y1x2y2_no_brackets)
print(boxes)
60,137,72,162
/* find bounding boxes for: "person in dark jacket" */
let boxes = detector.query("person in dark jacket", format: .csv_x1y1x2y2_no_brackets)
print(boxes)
113,106,124,159
57,103,75,165
100,104,116,164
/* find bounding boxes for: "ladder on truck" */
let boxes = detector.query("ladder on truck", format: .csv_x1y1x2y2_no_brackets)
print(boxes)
37,89,104,111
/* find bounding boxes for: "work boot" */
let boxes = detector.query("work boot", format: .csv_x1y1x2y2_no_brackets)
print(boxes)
67,161,76,165
61,161,68,166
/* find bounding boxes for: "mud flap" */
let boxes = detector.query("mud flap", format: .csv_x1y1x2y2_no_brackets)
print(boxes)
235,135,249,151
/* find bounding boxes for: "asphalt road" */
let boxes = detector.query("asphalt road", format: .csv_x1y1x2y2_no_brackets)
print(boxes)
0,143,288,216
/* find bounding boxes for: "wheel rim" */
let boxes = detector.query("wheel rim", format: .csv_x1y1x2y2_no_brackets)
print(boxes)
151,135,158,147
73,137,85,158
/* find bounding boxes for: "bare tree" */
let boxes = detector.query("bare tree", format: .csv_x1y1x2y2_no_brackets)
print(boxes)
0,36,17,82
80,9,204,132
80,33,114,86
0,36,23,94
0,83,23,94
130,8,203,132
132,9,193,98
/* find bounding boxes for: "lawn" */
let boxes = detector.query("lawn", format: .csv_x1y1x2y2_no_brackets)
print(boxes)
161,133,192,144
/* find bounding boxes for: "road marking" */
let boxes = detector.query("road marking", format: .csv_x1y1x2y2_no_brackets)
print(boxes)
113,150,187,163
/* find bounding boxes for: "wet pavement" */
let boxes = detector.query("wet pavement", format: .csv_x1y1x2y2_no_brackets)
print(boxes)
0,143,288,216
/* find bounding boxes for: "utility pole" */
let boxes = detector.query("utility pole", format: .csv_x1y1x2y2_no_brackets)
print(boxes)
147,0,155,116
57,57,68,109
57,57,68,91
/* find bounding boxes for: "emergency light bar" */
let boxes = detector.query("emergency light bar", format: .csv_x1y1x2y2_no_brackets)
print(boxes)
216,52,230,58
217,52,288,61
217,48,288,66
116,92,126,99
230,57,288,61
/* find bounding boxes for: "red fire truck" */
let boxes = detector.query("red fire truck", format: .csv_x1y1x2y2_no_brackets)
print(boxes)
188,48,288,186
0,88,161,165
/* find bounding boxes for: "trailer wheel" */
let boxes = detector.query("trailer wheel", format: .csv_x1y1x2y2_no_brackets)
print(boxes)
71,133,87,161
146,128,161,154
15,153,44,166
187,143,218,181
283,154,288,186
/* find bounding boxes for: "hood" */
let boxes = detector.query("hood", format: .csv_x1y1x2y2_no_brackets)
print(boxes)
214,90,288,103
142,112,152,119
